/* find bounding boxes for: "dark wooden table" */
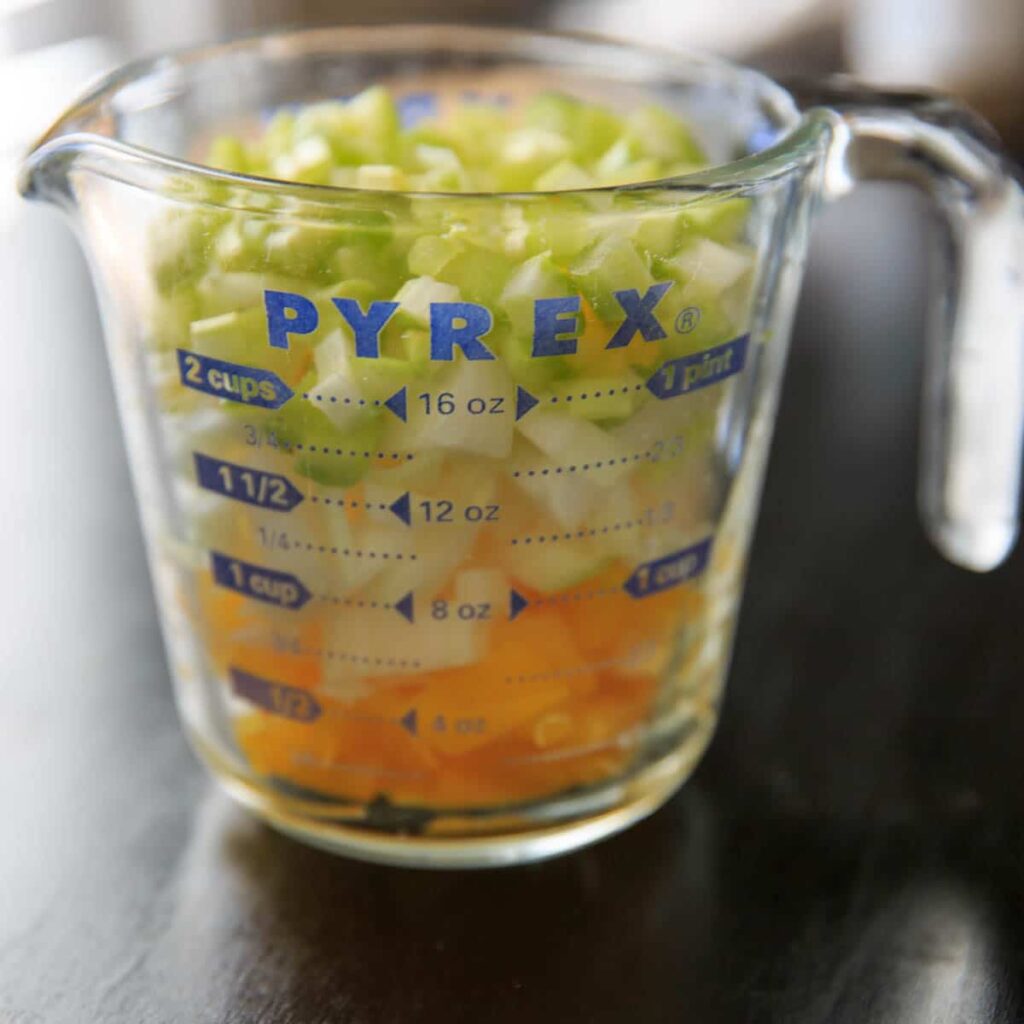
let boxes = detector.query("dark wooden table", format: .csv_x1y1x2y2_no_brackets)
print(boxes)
3,180,1023,1023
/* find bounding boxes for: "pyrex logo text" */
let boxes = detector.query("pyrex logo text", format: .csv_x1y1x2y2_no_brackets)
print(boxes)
263,284,674,360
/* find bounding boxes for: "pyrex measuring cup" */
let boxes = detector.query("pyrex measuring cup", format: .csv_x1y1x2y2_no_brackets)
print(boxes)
20,26,1023,867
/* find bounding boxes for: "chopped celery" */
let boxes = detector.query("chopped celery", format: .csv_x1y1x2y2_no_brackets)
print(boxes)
496,128,572,190
669,237,754,293
506,541,613,594
148,209,228,294
265,400,383,488
273,135,334,185
406,358,514,458
517,411,635,488
434,246,515,306
570,233,654,320
392,276,460,325
680,196,751,243
407,234,460,277
207,135,249,174
188,306,316,386
626,105,706,165
534,160,594,192
500,251,572,336
195,272,314,319
524,92,625,164
356,164,408,191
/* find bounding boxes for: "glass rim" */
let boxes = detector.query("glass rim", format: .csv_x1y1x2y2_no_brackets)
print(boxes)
21,22,828,205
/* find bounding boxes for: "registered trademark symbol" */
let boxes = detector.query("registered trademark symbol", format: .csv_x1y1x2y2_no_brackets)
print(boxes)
675,307,701,334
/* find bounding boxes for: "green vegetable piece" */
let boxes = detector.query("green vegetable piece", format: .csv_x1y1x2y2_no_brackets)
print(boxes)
207,135,249,174
270,400,383,488
680,196,751,243
435,245,515,306
570,233,654,320
533,160,594,192
148,209,229,294
524,92,626,164
626,104,707,165
495,129,572,191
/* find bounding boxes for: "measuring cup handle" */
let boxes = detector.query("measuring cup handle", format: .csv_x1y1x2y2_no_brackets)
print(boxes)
792,77,1024,571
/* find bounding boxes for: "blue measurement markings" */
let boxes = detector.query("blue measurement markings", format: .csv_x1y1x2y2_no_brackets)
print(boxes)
509,537,714,617
194,453,304,511
211,552,312,610
230,667,322,722
212,551,414,619
513,335,751,419
623,538,713,598
177,350,293,408
645,335,750,400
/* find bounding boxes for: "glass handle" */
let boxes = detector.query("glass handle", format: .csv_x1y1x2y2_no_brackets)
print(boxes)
793,78,1024,571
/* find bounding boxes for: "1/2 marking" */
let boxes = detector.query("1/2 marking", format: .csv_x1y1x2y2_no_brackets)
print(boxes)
230,667,321,722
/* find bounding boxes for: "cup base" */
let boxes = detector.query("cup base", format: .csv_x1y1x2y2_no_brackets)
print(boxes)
191,730,710,868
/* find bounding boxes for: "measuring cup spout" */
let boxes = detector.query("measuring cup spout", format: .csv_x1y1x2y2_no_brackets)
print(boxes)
18,136,85,209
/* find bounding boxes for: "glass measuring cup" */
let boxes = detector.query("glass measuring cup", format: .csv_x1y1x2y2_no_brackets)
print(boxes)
19,26,1023,868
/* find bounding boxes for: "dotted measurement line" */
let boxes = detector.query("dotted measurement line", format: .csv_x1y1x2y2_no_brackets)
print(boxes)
301,393,385,409
548,383,646,404
309,496,390,511
293,442,414,461
505,644,654,685
293,540,416,560
511,450,652,478
300,647,422,669
317,596,394,609
511,518,646,545
529,586,622,607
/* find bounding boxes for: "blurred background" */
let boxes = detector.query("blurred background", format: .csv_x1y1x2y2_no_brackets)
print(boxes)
2,0,1023,170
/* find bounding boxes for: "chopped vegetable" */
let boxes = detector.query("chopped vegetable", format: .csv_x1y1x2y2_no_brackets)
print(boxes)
151,84,753,818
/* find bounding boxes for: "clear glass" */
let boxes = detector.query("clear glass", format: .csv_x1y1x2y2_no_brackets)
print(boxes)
19,27,1023,867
